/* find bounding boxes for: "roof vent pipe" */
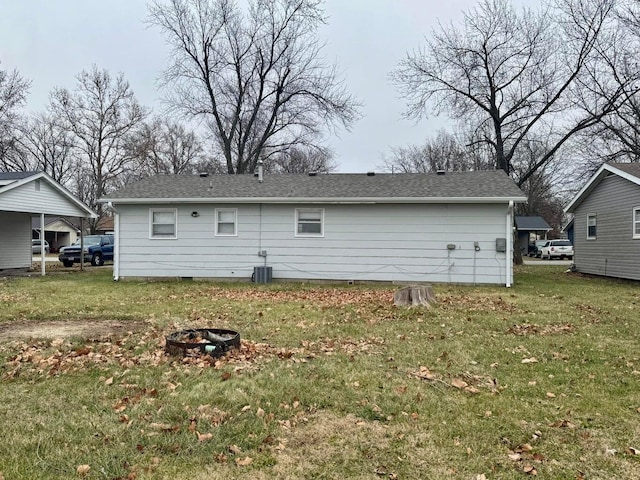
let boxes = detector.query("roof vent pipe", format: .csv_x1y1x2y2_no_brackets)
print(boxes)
436,170,446,175
257,160,264,183
199,172,209,178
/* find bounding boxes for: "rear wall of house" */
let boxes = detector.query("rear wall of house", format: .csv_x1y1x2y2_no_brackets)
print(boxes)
573,174,640,280
114,203,510,284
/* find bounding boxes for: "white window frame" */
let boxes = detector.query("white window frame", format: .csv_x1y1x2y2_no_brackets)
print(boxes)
149,208,177,239
633,207,640,239
587,213,597,240
295,208,324,237
215,208,237,236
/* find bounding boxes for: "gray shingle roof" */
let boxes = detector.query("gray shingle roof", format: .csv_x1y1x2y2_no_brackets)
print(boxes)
515,216,552,231
0,171,40,181
102,171,526,203
610,162,640,179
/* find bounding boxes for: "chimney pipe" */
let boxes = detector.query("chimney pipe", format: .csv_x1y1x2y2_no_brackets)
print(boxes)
257,160,264,183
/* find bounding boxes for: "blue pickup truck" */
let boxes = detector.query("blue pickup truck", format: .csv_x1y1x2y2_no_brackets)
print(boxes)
58,234,115,267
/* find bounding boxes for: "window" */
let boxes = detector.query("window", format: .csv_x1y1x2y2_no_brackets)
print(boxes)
587,214,597,239
634,207,640,239
150,209,177,238
296,208,323,236
216,208,237,236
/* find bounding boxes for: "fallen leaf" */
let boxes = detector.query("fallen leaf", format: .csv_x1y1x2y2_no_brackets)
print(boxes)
229,444,242,454
523,464,537,475
521,358,538,364
105,377,114,386
197,432,213,442
627,447,640,455
256,407,265,417
451,378,468,389
546,392,556,398
76,465,91,476
235,456,253,466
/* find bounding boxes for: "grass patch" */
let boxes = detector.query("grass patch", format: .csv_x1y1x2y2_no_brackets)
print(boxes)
0,267,639,479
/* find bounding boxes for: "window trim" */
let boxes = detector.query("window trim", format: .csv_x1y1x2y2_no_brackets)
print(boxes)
586,213,597,240
149,208,177,239
295,208,324,237
633,207,640,239
215,208,238,236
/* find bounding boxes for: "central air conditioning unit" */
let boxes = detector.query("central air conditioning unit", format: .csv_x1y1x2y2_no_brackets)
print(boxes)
253,266,272,283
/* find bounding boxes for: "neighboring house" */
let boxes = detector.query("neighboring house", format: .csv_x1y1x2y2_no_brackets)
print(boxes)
514,216,552,256
31,216,81,252
0,171,96,274
101,170,526,286
564,162,640,281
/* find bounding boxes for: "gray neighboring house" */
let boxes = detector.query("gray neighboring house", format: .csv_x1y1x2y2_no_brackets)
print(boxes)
0,171,96,274
100,170,527,286
564,163,640,280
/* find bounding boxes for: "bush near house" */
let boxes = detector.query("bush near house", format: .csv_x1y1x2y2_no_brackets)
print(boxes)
0,267,638,479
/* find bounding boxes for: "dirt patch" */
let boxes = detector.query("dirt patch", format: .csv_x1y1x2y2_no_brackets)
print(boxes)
0,319,146,340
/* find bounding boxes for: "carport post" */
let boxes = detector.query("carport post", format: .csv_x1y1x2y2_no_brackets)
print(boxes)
40,213,45,276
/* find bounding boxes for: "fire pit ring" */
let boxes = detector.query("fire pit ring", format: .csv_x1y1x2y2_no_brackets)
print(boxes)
165,328,240,358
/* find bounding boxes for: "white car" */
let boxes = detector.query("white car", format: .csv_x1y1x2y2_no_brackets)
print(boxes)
540,240,573,260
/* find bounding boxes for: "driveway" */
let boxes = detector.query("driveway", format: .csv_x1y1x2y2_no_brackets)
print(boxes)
523,257,573,266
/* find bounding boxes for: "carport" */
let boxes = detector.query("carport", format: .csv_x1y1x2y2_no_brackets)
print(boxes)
0,171,96,276
514,216,552,256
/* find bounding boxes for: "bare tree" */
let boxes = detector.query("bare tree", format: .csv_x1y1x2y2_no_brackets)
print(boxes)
0,64,30,170
267,145,336,173
574,0,640,166
380,130,478,173
13,113,75,184
129,117,203,176
50,66,147,231
148,0,360,174
391,0,624,185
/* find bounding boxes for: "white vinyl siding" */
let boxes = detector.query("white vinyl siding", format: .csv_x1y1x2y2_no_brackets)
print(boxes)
114,203,511,285
296,208,323,236
215,208,237,236
587,214,597,239
0,179,88,216
0,212,32,269
150,209,177,239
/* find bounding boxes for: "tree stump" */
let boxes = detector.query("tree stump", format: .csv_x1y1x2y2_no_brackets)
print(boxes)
394,285,436,307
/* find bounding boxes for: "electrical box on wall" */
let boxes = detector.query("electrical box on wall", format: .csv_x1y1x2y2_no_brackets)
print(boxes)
495,238,506,252
447,244,456,250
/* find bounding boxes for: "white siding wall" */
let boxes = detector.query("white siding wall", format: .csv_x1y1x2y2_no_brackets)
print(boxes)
115,203,510,284
0,180,87,216
0,212,32,269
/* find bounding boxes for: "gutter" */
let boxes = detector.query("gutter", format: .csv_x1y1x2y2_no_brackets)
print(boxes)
99,196,528,205
107,202,120,281
506,201,514,288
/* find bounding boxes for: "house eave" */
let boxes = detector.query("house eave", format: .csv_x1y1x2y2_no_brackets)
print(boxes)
565,163,640,213
100,196,528,205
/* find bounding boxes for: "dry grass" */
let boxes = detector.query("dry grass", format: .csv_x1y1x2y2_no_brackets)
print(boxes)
0,266,639,479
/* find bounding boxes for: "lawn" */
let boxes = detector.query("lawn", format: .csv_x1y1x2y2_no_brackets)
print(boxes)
0,266,638,479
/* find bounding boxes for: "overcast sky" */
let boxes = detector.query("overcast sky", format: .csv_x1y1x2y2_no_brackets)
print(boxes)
0,0,478,172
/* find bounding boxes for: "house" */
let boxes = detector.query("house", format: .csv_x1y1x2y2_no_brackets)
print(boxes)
564,162,640,280
0,171,96,274
100,170,527,286
514,215,552,256
31,216,81,252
